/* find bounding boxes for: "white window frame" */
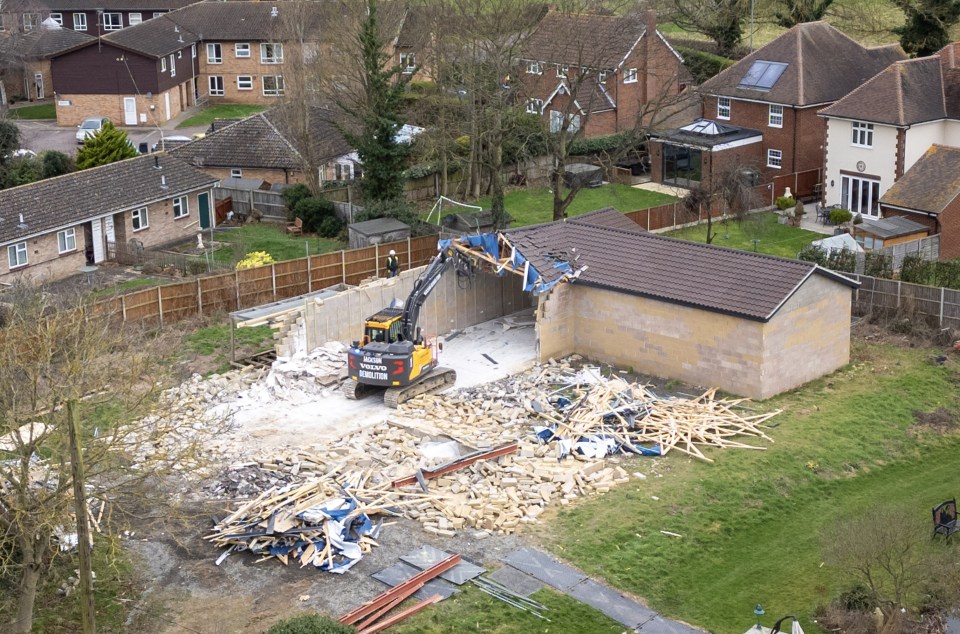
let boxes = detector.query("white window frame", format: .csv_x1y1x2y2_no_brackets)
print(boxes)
262,75,284,96
230,168,242,178
598,70,608,83
102,12,122,31
768,104,783,128
169,54,176,77
50,12,63,26
717,96,731,120
22,13,40,31
767,149,783,169
623,68,638,83
206,43,222,64
172,196,189,219
526,98,543,114
128,12,142,25
335,162,354,181
841,174,882,218
400,52,415,74
7,242,27,269
235,43,250,58
260,43,283,64
131,207,149,231
556,64,568,78
73,13,87,30
160,56,166,72
191,44,196,59
57,228,77,254
153,12,163,18
852,121,874,148
527,61,542,75
208,75,224,96
236,75,253,90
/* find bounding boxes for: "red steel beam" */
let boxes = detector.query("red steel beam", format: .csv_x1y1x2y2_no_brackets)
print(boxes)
391,442,519,489
339,554,460,625
354,583,422,631
358,594,443,634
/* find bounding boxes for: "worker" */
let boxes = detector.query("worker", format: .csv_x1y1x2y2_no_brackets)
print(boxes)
385,249,399,278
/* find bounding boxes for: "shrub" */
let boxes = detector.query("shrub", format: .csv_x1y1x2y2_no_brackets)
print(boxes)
794,200,805,219
236,251,274,271
266,614,357,634
853,212,864,225
41,150,74,179
282,184,313,219
675,45,735,83
830,207,853,225
775,196,796,210
318,215,344,239
294,196,336,233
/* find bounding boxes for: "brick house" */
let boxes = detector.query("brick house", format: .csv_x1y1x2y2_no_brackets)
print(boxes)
0,153,217,283
649,22,904,191
518,9,687,138
818,44,960,218
877,144,960,260
41,0,196,36
0,19,92,103
51,14,199,126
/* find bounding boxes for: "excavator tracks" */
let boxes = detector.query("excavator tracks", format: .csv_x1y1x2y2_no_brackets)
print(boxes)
342,378,376,401
383,367,457,409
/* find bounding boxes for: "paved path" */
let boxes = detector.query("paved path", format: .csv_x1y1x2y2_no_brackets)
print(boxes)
501,547,703,633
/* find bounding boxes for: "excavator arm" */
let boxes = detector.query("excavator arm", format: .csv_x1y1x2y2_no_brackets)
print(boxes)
399,246,473,343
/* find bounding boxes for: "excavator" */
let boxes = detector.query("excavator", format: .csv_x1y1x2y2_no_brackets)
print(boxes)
343,244,474,408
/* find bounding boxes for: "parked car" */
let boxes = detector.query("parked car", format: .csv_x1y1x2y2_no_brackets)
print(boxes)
151,135,192,152
76,116,111,144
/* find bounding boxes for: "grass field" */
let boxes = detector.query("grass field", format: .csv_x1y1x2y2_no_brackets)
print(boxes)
9,103,56,119
476,184,677,227
212,224,344,263
663,212,822,258
177,104,266,128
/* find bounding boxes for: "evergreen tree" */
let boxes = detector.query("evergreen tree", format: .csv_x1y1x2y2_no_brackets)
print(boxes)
893,0,960,56
0,119,21,167
41,150,74,179
76,122,137,169
335,0,411,209
774,0,835,27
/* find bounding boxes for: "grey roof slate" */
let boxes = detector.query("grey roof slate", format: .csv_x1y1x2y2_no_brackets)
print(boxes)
699,21,905,106
879,144,960,215
163,0,321,41
101,14,197,56
0,25,94,58
568,208,645,232
508,219,856,321
44,0,195,10
857,215,929,239
0,153,216,246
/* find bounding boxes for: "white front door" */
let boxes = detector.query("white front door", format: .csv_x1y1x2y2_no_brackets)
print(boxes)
164,92,171,121
90,218,104,263
34,73,43,99
123,97,137,125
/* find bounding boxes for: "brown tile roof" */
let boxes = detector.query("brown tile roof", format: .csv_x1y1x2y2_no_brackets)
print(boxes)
819,56,950,125
879,144,960,215
508,218,856,321
164,0,321,41
699,21,906,106
568,208,646,232
171,106,353,170
102,14,196,57
0,25,94,59
0,154,216,246
522,9,647,69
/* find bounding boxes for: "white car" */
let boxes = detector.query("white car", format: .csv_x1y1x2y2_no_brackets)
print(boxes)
76,117,111,144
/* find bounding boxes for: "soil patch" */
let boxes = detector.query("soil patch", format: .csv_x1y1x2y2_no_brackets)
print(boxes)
911,407,958,435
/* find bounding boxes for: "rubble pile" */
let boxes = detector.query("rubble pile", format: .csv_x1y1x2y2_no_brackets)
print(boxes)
241,342,347,404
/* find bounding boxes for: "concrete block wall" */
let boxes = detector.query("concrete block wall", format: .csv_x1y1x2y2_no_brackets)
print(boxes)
536,282,575,360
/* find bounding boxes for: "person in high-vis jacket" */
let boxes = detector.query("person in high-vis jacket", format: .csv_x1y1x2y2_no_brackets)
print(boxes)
385,250,399,277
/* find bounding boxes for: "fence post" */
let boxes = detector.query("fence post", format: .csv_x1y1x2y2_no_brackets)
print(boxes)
235,270,241,309
341,250,346,284
121,295,127,322
196,278,203,318
307,254,313,293
375,243,379,278
897,280,902,308
673,203,677,228
647,207,651,230
271,263,277,301
941,286,946,326
407,236,412,268
157,286,164,328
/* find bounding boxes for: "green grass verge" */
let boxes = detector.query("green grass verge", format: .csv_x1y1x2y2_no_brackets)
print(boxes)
390,585,625,633
476,184,677,228
213,224,345,264
185,323,273,357
663,212,822,258
177,104,266,128
546,341,960,634
89,276,162,299
10,103,56,119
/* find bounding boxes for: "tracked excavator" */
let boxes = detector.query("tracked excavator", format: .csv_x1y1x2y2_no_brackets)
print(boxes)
342,244,474,408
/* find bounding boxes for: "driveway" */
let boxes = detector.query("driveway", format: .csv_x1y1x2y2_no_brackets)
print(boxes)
16,120,209,157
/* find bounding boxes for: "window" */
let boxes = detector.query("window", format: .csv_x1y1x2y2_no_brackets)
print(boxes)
172,196,188,218
261,43,283,64
131,207,149,231
191,44,196,59
0,15,4,31
767,149,782,168
160,56,166,72
236,75,253,90
717,96,731,119
22,13,40,30
169,54,176,76
73,13,86,30
57,228,77,254
527,61,541,75
128,12,142,25
598,70,608,83
208,76,224,96
335,162,354,181
623,68,638,83
262,75,284,96
7,242,27,269
50,13,63,26
526,98,543,114
235,43,250,58
549,110,580,133
841,174,881,217
768,104,783,128
852,121,874,148
207,43,222,64
153,12,163,18
230,168,242,178
103,12,122,30
400,53,416,73
556,64,568,78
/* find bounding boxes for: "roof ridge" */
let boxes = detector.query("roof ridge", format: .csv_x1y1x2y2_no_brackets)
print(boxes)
894,63,905,125
795,25,804,105
0,152,181,196
261,109,306,162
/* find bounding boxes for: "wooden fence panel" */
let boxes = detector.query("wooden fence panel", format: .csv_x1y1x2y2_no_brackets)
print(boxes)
309,253,345,289
901,281,944,318
410,235,439,267
945,289,960,329
237,266,275,308
160,282,199,323
344,246,378,285
274,259,309,299
199,273,239,314
121,287,163,324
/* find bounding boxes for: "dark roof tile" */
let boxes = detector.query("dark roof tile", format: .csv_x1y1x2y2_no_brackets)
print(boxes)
45,0,195,10
879,144,960,214
102,14,196,56
0,25,94,58
522,10,646,69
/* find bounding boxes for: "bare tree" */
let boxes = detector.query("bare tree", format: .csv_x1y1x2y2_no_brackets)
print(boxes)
665,0,748,56
681,162,762,243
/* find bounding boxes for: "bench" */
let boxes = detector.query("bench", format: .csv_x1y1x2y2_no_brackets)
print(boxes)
933,499,959,540
286,217,303,236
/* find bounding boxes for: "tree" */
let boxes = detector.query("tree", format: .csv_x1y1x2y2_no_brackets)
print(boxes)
893,0,960,56
0,285,207,633
41,150,74,179
76,122,137,169
0,119,21,166
669,0,748,56
774,0,835,27
682,164,762,244
1,154,40,188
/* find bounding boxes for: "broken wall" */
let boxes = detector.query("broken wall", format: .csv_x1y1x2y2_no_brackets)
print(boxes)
283,266,529,355
536,283,576,361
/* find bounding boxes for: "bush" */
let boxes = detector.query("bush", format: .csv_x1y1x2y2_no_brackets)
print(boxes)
294,196,335,233
675,45,735,83
318,215,344,239
569,131,635,156
41,150,74,179
853,212,864,225
775,196,796,211
282,184,313,219
900,255,960,289
236,251,274,271
266,614,357,634
830,208,853,225
794,200,805,219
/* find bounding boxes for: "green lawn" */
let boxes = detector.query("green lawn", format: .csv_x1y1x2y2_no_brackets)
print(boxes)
212,224,345,263
663,212,822,258
476,184,678,228
9,102,56,119
177,104,266,128
545,341,960,634
89,276,162,299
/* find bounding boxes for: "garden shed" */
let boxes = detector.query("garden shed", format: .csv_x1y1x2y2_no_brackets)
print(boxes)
348,218,411,249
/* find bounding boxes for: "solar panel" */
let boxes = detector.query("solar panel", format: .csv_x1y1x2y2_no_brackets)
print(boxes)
738,61,788,90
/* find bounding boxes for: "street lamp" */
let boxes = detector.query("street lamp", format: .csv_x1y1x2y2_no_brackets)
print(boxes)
754,604,765,630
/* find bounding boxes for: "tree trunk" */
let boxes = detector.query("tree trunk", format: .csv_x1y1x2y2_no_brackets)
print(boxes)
13,533,41,634
68,399,96,634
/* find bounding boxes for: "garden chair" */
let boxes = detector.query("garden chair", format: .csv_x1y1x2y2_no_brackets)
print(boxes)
933,499,960,540
286,217,303,236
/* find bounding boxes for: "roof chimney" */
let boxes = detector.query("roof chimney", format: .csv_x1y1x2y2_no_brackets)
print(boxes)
645,9,657,35
19,213,24,224
161,174,167,188
154,155,161,169
270,6,278,17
